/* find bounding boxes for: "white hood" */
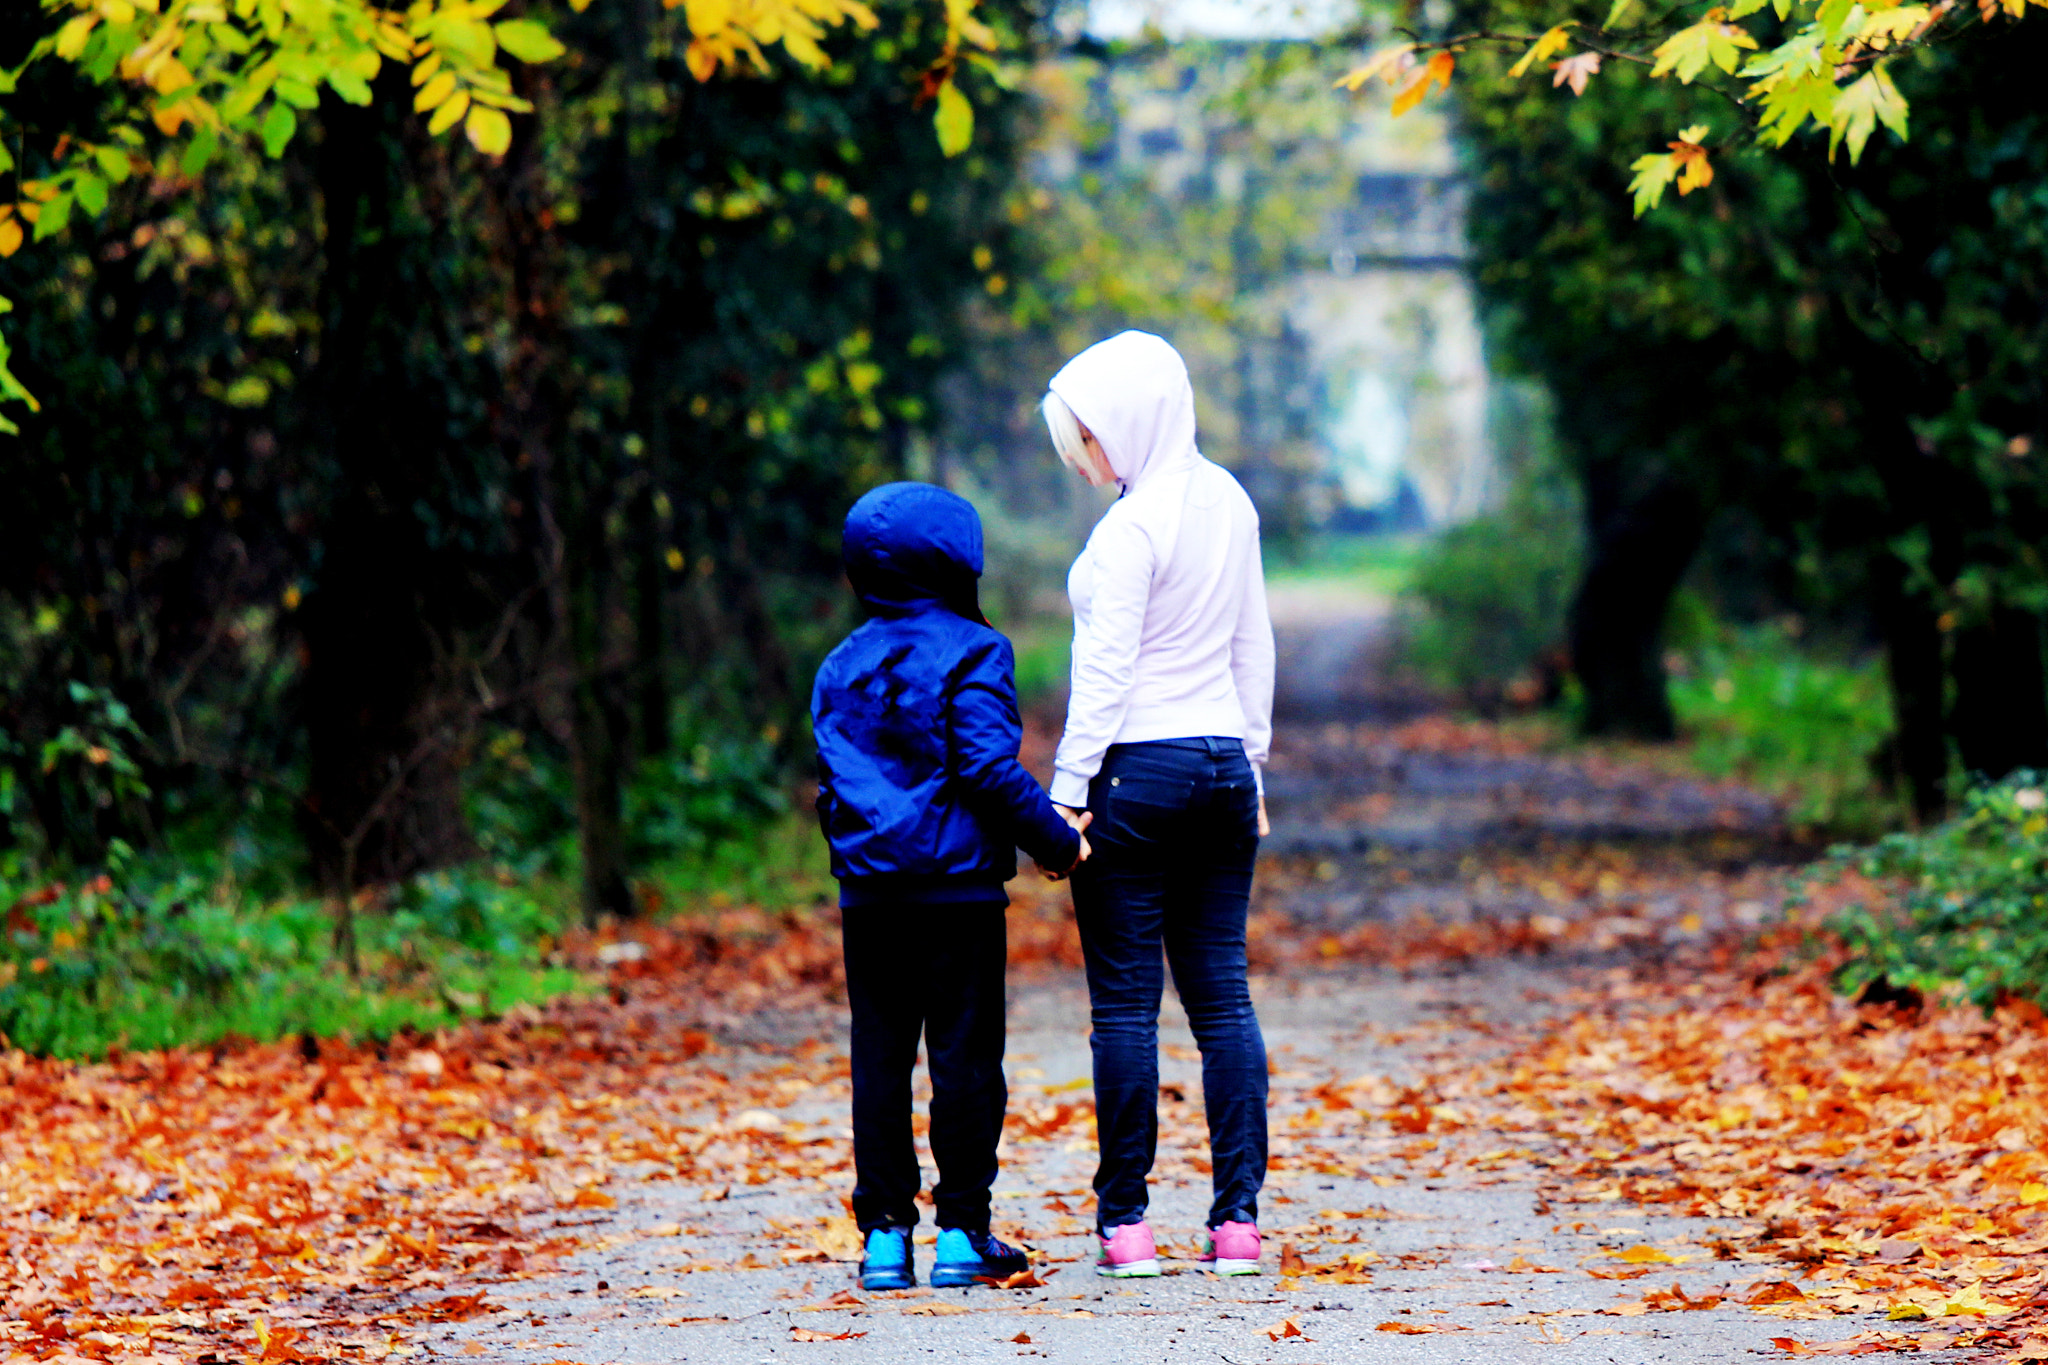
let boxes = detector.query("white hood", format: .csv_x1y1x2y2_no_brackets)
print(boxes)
1047,330,1201,489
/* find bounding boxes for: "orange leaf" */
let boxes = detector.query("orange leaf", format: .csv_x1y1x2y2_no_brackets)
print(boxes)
790,1326,867,1341
1748,1281,1808,1305
1262,1317,1306,1341
1390,51,1454,117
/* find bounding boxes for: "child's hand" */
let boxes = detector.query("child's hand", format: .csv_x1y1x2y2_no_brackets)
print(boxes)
1044,806,1093,879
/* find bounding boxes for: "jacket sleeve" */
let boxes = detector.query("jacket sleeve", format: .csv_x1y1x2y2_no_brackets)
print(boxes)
1051,511,1154,807
950,634,1084,872
1231,526,1276,796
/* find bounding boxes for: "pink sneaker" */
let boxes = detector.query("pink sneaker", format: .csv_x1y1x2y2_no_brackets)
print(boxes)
1201,1221,1261,1275
1095,1221,1161,1278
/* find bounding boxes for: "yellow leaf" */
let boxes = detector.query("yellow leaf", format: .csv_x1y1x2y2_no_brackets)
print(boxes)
410,51,442,86
55,14,99,61
2019,1181,2048,1205
1390,51,1453,117
1335,43,1414,91
687,0,734,38
684,38,718,80
427,88,471,136
465,104,513,156
0,219,21,257
1885,1303,1928,1321
1614,1244,1683,1264
1509,26,1571,78
414,70,458,111
934,78,973,157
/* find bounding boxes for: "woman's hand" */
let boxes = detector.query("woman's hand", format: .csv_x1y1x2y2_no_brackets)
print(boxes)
1257,793,1270,839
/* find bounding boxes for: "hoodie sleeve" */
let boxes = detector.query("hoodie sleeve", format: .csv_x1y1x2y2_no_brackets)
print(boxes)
1232,528,1276,796
951,634,1084,872
1051,511,1153,808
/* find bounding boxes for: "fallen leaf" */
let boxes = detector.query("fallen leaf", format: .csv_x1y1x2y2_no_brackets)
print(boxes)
789,1326,867,1341
1262,1316,1307,1341
1010,1332,1032,1344
975,1269,1048,1289
1612,1244,1683,1264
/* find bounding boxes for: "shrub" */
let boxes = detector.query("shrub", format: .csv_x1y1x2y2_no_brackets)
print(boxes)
1401,504,1580,711
1825,772,2048,1011
1668,621,1898,835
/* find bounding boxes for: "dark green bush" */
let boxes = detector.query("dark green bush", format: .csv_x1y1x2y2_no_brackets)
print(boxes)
1825,772,2048,1011
1401,502,1581,710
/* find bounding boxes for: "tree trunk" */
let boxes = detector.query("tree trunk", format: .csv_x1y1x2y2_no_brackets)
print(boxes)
565,474,632,925
1568,461,1704,740
1874,554,1949,822
302,82,473,887
1951,603,2048,783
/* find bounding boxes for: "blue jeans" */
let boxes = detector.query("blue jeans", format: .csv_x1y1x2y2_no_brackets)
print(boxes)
1071,737,1267,1232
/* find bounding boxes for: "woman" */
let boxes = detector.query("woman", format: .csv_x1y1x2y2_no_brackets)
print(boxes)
1041,330,1275,1279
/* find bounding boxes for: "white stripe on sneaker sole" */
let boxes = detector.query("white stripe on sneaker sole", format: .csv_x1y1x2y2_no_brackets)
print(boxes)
1208,1258,1260,1275
1097,1258,1161,1278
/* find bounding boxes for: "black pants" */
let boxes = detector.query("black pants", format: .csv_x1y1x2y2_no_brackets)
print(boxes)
1071,737,1268,1232
842,901,1008,1234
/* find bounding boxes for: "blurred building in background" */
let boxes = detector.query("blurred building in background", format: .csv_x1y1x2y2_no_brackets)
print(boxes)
1031,0,1495,534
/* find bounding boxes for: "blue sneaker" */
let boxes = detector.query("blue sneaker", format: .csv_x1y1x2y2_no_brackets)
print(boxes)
859,1226,915,1291
931,1228,1031,1287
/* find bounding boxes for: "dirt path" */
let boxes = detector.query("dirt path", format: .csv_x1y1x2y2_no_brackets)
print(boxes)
414,608,1897,1365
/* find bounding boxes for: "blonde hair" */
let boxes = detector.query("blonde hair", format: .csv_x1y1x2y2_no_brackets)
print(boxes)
1041,391,1090,475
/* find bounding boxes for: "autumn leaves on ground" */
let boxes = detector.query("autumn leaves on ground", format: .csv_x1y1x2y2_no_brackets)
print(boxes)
6,720,2048,1364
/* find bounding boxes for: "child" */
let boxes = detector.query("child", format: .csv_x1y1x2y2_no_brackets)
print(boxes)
811,482,1088,1291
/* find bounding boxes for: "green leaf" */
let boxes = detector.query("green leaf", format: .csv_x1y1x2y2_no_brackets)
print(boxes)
432,15,497,68
1755,70,1837,146
94,144,130,183
493,18,566,63
74,172,108,217
274,77,321,110
1605,0,1635,26
1626,150,1680,217
326,67,374,105
260,101,298,158
934,78,973,158
1828,63,1908,163
181,127,219,177
1651,18,1759,82
0,140,13,175
34,193,73,241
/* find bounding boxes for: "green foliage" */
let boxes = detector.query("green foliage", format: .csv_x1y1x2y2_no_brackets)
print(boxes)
0,863,585,1060
1827,772,2048,1011
1668,617,1898,834
1399,394,1582,710
1403,509,1580,709
1269,535,1427,598
466,721,794,877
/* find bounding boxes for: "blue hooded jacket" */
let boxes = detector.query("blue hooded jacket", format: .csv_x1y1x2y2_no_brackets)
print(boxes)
811,483,1081,905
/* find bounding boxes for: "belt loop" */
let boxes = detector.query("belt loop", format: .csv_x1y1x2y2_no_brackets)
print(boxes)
1204,736,1222,755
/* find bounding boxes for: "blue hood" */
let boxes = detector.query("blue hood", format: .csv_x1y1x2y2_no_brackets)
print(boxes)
842,482,985,620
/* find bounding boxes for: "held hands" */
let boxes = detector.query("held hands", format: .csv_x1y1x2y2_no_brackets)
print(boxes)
1040,804,1094,880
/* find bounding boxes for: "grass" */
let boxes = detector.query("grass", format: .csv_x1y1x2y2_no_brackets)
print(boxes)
1667,622,1902,837
0,748,838,1059
1269,533,1428,597
0,864,590,1059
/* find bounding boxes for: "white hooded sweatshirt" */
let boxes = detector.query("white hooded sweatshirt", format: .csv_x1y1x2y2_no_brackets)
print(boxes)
1047,331,1275,809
